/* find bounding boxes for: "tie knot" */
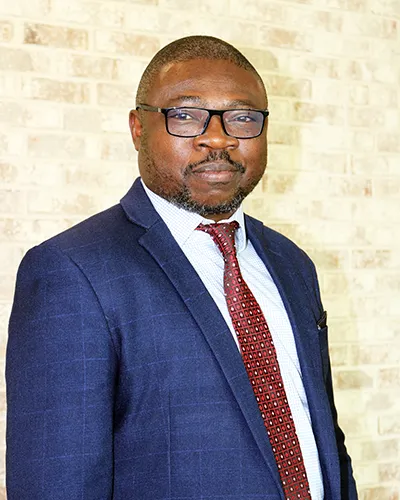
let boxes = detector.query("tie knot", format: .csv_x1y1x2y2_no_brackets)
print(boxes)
197,221,239,258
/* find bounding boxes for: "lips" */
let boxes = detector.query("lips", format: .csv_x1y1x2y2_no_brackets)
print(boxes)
192,162,239,174
190,162,241,184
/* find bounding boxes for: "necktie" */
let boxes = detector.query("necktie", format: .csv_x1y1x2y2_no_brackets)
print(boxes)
197,221,311,500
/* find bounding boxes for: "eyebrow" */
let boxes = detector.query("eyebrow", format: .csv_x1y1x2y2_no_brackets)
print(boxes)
167,95,262,109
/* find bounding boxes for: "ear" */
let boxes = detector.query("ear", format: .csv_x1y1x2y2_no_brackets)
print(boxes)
129,109,142,151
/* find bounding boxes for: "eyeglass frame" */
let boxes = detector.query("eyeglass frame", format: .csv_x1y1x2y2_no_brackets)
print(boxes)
135,104,270,139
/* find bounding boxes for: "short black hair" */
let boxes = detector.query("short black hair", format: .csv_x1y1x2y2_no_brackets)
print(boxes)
136,35,267,106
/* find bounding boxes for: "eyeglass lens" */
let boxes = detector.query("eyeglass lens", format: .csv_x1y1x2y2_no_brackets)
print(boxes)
166,108,265,138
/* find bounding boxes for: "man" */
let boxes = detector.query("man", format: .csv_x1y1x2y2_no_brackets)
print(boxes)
6,36,357,499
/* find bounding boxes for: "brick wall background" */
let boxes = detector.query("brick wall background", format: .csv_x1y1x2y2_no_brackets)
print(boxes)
0,0,399,498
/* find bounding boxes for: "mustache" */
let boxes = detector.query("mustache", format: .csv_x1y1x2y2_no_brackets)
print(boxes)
186,151,245,174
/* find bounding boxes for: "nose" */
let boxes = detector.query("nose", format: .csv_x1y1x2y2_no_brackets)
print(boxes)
193,115,239,151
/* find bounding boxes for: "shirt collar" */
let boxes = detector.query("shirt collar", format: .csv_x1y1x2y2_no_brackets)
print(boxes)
141,179,247,253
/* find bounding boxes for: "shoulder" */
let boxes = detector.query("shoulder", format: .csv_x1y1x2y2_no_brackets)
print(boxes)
245,213,313,266
16,203,147,287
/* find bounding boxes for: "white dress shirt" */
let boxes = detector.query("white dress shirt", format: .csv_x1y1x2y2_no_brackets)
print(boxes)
142,181,324,499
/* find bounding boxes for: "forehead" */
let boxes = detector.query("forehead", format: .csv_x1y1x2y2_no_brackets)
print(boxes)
146,59,267,109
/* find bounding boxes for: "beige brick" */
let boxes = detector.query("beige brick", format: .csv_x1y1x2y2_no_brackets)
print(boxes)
27,190,100,216
330,345,349,367
113,58,146,83
268,125,299,146
348,84,369,105
352,250,392,270
323,294,353,319
294,102,344,126
344,13,397,38
299,124,346,150
318,0,366,11
240,48,279,73
369,84,398,108
95,30,159,57
379,415,400,436
23,102,63,129
378,133,400,153
0,217,77,244
101,110,130,133
379,463,400,482
301,151,347,174
66,54,119,80
307,249,349,271
0,102,24,126
379,369,400,389
160,0,229,15
352,462,380,487
28,78,90,105
259,27,313,51
370,0,400,16
289,54,342,80
230,0,284,23
376,273,400,294
285,8,344,33
0,129,26,156
321,273,349,295
0,162,18,183
101,136,135,162
0,20,13,42
28,134,86,159
0,47,33,72
359,487,399,500
350,345,400,366
0,0,51,17
64,162,129,189
64,108,102,133
17,161,64,187
362,439,399,461
365,391,398,413
349,107,386,128
97,83,135,107
123,4,160,31
0,74,23,98
51,0,124,28
338,414,377,437
264,75,311,99
24,23,88,50
0,190,26,214
350,154,396,175
334,370,373,389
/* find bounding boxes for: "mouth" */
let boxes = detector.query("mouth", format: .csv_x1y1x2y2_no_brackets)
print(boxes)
190,162,242,183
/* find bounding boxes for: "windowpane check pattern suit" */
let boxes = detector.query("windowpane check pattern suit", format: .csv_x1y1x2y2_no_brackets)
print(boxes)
6,179,357,500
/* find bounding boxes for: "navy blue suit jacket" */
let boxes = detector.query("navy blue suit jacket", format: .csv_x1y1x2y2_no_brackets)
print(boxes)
7,179,357,499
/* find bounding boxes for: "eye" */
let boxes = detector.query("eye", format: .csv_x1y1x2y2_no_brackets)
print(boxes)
226,110,258,123
168,109,201,121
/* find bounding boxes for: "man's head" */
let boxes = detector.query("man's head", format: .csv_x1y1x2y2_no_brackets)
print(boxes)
130,35,269,222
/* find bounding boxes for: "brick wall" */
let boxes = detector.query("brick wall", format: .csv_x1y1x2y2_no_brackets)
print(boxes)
0,0,399,498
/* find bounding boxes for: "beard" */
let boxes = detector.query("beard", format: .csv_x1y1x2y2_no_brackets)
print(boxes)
139,135,266,217
165,150,256,217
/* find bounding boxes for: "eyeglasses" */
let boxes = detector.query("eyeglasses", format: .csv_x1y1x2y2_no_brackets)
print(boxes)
136,104,269,139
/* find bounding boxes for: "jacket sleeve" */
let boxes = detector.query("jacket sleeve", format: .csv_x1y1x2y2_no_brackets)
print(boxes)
310,259,358,500
6,244,118,500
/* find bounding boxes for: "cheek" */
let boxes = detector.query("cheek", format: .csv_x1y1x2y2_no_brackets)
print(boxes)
241,140,267,169
148,134,193,168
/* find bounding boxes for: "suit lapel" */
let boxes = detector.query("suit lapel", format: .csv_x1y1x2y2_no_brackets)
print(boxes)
120,180,284,495
246,216,341,499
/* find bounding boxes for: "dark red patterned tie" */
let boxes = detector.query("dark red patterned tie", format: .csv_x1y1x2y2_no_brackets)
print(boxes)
197,221,311,500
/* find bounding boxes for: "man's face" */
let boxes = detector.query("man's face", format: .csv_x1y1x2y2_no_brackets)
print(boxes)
130,59,268,221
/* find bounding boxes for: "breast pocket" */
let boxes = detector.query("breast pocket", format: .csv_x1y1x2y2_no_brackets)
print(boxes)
318,325,330,382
